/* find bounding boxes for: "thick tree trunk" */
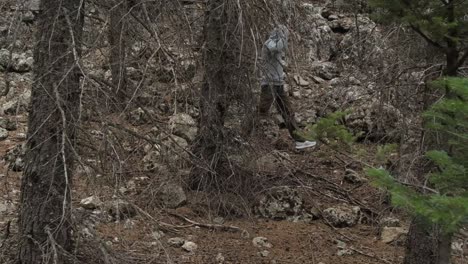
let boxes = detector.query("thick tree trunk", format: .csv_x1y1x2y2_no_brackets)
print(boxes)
444,47,460,77
17,1,84,263
190,0,229,189
438,232,453,264
109,0,128,108
404,217,437,264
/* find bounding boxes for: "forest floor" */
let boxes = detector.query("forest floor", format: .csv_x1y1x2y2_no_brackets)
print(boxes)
1,0,467,263
1,115,466,264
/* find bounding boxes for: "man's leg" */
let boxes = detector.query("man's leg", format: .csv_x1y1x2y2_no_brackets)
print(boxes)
258,84,274,117
273,85,305,142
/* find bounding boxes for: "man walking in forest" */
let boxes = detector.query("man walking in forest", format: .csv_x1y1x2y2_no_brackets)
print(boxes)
258,25,316,149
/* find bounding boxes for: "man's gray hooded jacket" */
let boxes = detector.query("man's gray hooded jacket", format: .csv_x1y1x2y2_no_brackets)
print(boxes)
261,25,289,86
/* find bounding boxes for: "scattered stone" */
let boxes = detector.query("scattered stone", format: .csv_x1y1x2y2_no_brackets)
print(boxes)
182,241,198,252
80,227,94,238
169,113,198,142
158,183,186,209
293,75,310,86
0,118,17,131
160,134,190,163
381,227,408,244
452,241,464,255
0,127,8,140
380,217,401,227
123,219,136,229
4,143,26,171
328,14,338,21
254,187,304,220
142,148,163,172
335,239,347,249
108,199,137,220
128,107,148,125
21,11,35,23
0,202,7,213
80,196,102,210
252,237,273,248
11,157,24,172
337,249,354,256
343,169,366,184
152,230,165,240
292,91,302,99
258,250,270,257
2,90,31,114
213,217,224,225
0,201,15,214
329,18,353,33
323,205,360,227
215,253,225,263
23,0,41,11
16,133,27,140
349,76,361,85
167,237,185,247
312,61,339,80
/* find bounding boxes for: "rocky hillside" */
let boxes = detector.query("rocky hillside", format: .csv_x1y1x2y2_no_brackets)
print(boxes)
0,0,467,263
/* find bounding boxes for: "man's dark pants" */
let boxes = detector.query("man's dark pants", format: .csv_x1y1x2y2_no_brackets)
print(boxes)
258,84,304,142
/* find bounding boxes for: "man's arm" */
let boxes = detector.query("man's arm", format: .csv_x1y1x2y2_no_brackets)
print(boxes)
265,35,286,53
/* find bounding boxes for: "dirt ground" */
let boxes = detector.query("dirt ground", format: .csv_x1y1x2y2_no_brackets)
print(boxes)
1,118,467,264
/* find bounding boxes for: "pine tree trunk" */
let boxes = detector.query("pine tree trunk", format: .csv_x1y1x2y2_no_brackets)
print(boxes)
190,0,229,189
109,0,128,108
404,217,437,264
17,1,84,263
438,232,453,264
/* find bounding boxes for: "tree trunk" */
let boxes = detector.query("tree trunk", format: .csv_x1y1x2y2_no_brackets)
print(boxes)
17,1,84,263
438,232,453,264
404,217,437,264
109,0,128,108
190,0,229,189
444,47,460,77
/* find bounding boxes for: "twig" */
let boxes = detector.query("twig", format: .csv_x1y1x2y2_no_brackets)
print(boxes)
167,211,249,237
349,246,393,264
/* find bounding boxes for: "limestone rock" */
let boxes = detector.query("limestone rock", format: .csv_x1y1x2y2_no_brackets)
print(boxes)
293,75,310,86
258,250,270,257
254,187,303,220
182,241,198,252
0,127,8,140
21,11,35,23
252,237,272,248
299,4,336,61
169,113,198,142
160,134,189,164
312,61,339,80
215,253,225,263
152,230,165,240
4,143,26,171
128,107,148,125
2,89,31,115
108,199,137,220
343,169,366,184
168,237,185,247
380,217,401,227
337,249,354,256
0,117,17,131
323,205,360,227
80,196,102,210
158,183,186,209
381,227,407,244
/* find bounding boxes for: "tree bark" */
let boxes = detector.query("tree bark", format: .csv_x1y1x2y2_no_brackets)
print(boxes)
109,0,128,108
190,0,229,189
17,0,84,263
404,217,437,264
